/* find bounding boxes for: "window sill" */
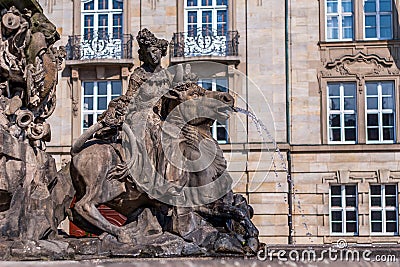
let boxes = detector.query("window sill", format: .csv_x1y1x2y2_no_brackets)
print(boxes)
319,39,400,49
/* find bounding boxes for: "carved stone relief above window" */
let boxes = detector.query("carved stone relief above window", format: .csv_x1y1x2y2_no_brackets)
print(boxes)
319,52,398,88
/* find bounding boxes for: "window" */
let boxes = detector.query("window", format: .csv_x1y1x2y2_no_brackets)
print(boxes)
81,0,123,40
326,0,354,40
323,0,394,41
330,185,358,235
327,82,357,143
365,81,395,143
198,78,229,143
82,81,122,132
364,0,392,39
370,184,398,235
185,0,228,36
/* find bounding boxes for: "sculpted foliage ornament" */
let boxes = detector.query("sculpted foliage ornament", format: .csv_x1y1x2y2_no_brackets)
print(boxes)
0,4,65,149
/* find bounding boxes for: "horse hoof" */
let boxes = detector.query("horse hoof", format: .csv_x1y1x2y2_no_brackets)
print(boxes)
246,237,259,253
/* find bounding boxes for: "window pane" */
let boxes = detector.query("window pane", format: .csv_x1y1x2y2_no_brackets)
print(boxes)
98,97,108,110
380,15,392,39
332,210,342,221
343,16,353,39
330,98,340,110
98,82,108,95
382,97,394,110
329,114,341,127
327,0,338,13
331,185,341,196
327,16,339,39
330,129,341,141
367,97,378,109
367,114,378,126
84,97,93,111
217,10,227,23
382,113,394,126
346,222,357,232
216,79,228,92
372,222,382,232
328,83,340,96
366,83,378,95
217,0,227,5
382,82,394,95
364,0,377,12
367,128,379,141
332,222,342,232
202,0,212,6
365,16,377,38
98,0,108,9
371,185,381,195
113,14,122,27
342,0,353,12
83,114,94,128
331,196,342,206
371,196,381,206
84,0,94,10
113,0,123,9
84,82,94,95
188,11,197,24
371,211,382,221
380,0,392,12
217,126,227,141
98,14,109,27
111,81,122,95
383,128,394,141
187,0,198,6
344,97,355,110
386,210,397,220
346,196,356,207
346,211,357,221
346,185,356,195
345,128,356,141
202,11,212,23
386,185,396,195
386,196,396,207
344,114,356,126
386,222,397,232
84,15,94,27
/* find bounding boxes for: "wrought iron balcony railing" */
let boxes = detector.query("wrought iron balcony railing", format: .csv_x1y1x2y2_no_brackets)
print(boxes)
66,32,133,60
171,28,239,58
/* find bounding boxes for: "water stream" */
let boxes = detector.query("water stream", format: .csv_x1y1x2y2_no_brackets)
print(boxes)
233,106,311,242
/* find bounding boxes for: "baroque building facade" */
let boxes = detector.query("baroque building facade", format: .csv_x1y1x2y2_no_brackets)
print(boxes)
40,0,400,245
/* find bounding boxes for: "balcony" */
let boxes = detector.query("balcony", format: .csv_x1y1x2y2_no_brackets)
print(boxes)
170,28,240,65
66,32,134,66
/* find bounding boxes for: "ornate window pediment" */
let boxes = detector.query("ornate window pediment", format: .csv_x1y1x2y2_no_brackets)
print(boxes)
319,52,399,87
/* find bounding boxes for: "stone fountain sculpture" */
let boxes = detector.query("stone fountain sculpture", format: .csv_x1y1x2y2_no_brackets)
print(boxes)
0,1,260,259
0,0,71,243
68,28,260,255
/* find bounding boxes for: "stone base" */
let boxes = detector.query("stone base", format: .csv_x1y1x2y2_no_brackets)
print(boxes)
0,234,251,260
0,129,74,240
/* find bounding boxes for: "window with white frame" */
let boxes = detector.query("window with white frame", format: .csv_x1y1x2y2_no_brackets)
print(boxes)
82,81,122,132
330,184,358,234
326,0,354,40
364,0,392,39
370,184,398,234
185,0,228,37
81,0,123,40
327,82,357,143
198,78,229,143
365,81,395,143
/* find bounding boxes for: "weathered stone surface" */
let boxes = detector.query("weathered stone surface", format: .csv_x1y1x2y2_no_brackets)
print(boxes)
68,28,259,257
